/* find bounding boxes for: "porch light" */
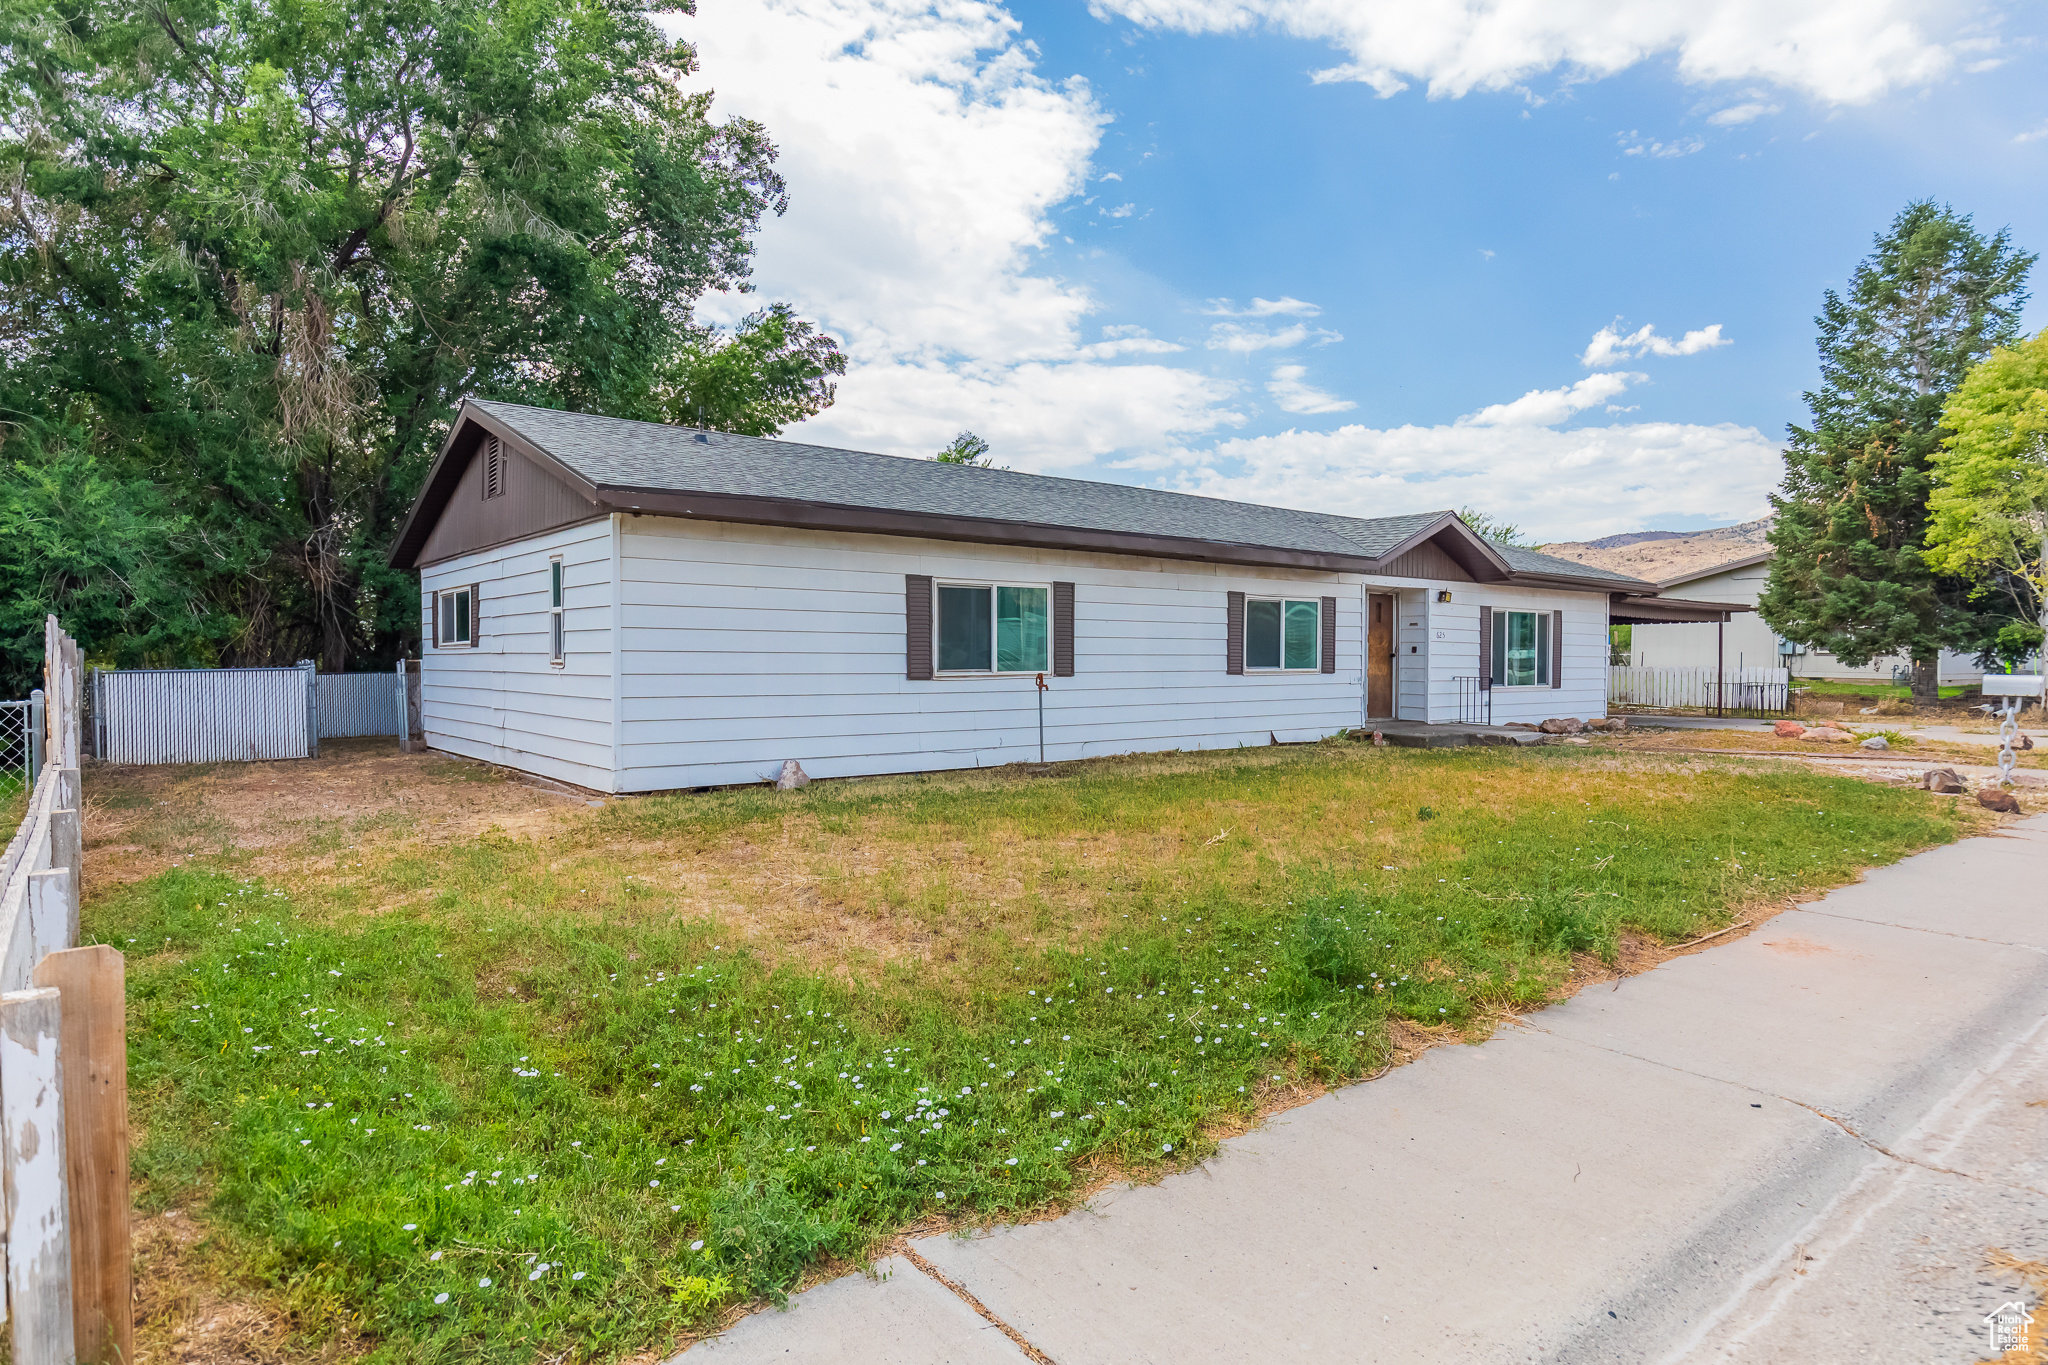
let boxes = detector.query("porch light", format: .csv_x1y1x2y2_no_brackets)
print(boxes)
1436,591,1452,603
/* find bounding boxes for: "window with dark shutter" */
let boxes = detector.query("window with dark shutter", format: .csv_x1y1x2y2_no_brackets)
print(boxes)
1226,591,1245,675
469,583,482,644
905,574,934,680
1052,581,1075,677
1320,596,1337,674
482,436,505,500
1478,606,1493,688
1552,609,1565,689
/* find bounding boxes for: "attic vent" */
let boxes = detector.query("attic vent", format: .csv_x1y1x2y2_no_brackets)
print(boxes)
693,432,710,444
482,436,505,500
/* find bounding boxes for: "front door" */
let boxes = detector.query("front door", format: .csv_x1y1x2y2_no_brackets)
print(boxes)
1366,593,1395,717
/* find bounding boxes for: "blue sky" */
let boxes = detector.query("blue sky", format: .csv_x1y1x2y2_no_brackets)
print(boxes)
676,0,2047,541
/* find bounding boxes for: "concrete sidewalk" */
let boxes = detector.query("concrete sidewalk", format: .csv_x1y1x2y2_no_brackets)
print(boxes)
682,817,2048,1365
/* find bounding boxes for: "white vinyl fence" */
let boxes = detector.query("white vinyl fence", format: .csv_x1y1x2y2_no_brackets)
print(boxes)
0,617,131,1364
1608,665,1790,715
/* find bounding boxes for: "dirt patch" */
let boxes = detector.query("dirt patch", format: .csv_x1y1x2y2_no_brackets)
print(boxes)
82,739,579,897
134,1210,362,1365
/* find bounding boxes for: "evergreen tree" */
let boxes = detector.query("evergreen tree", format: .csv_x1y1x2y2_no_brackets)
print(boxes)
1759,201,2034,704
932,432,997,466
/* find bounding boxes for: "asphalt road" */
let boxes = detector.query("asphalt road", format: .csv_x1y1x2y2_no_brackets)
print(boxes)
682,815,2048,1365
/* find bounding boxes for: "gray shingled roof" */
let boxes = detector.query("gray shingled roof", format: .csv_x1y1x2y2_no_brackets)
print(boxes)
465,400,1651,589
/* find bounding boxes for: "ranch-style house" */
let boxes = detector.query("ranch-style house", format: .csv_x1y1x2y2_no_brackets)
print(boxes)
389,400,1731,793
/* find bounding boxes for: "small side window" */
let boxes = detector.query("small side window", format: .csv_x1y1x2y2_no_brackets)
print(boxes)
548,559,565,664
436,586,474,647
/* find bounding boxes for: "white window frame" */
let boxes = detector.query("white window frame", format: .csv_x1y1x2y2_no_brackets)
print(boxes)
1244,596,1321,672
548,557,565,665
436,586,475,648
933,578,1053,676
1491,609,1550,688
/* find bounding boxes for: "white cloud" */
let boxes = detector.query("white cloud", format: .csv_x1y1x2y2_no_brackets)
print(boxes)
1085,0,1973,104
1079,327,1186,358
674,0,1240,470
2017,119,2048,144
1708,101,1781,125
1617,130,1707,157
1203,296,1324,317
1161,419,1778,543
1206,321,1341,352
1266,364,1356,414
1099,171,1124,180
1581,321,1731,366
1462,373,1641,426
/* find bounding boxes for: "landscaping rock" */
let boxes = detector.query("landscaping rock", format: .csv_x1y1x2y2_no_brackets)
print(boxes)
1774,720,1807,739
1859,736,1889,751
1538,718,1583,735
2020,733,2036,751
1372,730,1387,747
1977,787,2022,814
1503,722,1541,732
775,759,811,790
1607,716,1628,731
1922,768,1965,794
1806,727,1853,743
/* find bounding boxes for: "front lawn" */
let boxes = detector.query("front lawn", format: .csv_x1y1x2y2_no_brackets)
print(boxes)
103,741,1979,1362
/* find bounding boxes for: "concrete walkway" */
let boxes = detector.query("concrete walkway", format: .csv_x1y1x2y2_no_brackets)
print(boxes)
681,817,2048,1365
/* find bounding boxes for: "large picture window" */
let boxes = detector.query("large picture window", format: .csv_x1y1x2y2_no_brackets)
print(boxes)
1491,609,1550,687
936,582,1049,674
1245,597,1320,670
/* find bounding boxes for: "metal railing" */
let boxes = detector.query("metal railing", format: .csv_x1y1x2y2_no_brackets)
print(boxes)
1453,676,1493,726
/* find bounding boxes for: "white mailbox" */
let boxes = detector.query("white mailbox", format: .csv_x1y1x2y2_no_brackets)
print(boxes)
1981,674,2045,698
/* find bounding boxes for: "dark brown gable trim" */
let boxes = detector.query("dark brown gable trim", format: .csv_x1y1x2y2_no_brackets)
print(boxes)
1052,581,1075,677
1552,609,1564,689
1226,591,1245,675
1478,605,1493,684
1320,596,1337,674
906,575,934,680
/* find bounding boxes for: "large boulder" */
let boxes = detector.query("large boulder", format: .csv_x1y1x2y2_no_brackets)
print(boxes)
1538,717,1583,735
1977,787,2022,814
1922,768,1965,794
774,759,811,790
1806,727,1853,744
1774,720,1807,739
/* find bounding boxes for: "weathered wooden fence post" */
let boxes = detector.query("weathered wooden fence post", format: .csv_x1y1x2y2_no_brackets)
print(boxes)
33,947,130,1365
0,986,76,1365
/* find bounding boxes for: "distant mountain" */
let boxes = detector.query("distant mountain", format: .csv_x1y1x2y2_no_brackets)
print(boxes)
1540,516,1774,584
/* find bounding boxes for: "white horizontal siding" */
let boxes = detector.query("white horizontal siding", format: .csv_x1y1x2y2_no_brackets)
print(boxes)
613,519,1371,791
1423,591,1610,725
419,519,617,790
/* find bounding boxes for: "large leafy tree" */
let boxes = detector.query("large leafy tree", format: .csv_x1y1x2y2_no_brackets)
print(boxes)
0,0,840,676
1759,201,2034,703
1924,328,2048,666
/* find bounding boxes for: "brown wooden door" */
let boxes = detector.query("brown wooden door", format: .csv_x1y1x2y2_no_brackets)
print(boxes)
1366,593,1395,717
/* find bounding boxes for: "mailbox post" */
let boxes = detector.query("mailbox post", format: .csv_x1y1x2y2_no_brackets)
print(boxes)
1982,674,2045,788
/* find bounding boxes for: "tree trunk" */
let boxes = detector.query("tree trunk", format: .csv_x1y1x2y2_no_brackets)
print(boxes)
1910,656,1939,709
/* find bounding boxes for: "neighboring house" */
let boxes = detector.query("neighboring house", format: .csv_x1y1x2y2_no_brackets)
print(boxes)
389,400,1720,793
1637,552,1991,684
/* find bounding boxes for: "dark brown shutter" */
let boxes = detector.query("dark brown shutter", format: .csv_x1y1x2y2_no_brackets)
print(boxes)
1320,596,1337,674
470,583,482,644
1552,609,1565,689
1226,591,1245,675
906,574,934,680
1478,606,1493,685
430,590,439,648
1052,581,1075,677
